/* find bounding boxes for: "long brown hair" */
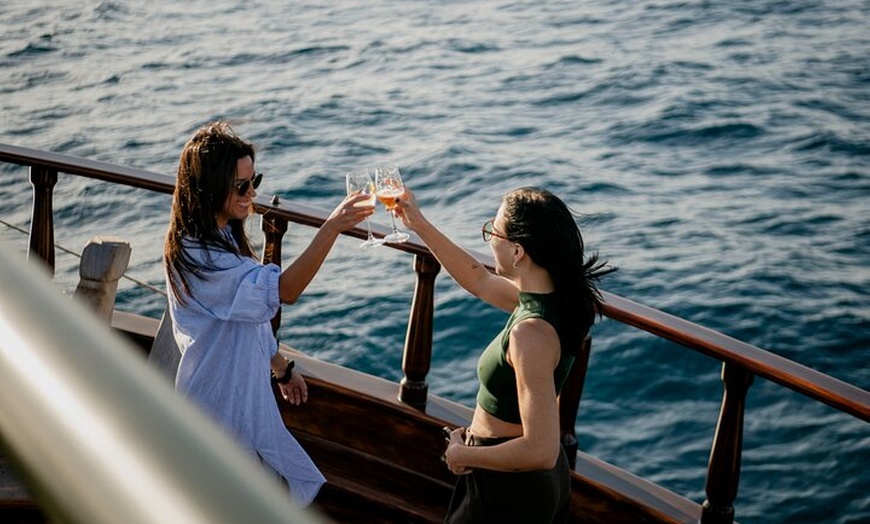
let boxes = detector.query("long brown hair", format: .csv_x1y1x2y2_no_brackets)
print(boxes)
164,121,257,303
502,187,615,354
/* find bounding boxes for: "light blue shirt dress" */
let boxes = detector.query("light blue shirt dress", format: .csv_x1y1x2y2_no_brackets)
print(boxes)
166,232,325,507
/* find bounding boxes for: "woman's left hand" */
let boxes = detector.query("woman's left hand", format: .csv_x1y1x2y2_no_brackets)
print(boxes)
324,193,375,233
277,370,308,406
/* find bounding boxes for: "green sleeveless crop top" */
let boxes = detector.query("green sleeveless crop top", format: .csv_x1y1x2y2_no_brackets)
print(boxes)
476,292,576,424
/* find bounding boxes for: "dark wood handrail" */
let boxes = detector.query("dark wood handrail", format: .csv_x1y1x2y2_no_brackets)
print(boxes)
3,141,868,524
600,292,869,422
0,143,175,194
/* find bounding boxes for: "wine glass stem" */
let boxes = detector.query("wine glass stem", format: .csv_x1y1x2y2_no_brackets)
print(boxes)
365,218,374,240
389,210,399,233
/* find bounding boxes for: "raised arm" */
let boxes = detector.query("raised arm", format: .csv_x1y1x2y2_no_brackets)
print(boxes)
395,189,518,312
279,192,373,304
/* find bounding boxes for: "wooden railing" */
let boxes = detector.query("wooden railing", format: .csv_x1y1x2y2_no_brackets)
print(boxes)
2,142,868,524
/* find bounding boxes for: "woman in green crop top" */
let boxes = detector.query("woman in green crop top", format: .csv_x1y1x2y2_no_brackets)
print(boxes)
396,187,614,523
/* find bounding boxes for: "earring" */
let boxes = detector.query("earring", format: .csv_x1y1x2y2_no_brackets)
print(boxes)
512,260,519,270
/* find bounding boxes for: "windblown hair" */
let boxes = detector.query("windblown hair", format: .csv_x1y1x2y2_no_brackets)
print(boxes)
164,121,257,304
502,187,616,355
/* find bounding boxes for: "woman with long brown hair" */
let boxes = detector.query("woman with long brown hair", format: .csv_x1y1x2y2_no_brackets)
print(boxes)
164,121,372,507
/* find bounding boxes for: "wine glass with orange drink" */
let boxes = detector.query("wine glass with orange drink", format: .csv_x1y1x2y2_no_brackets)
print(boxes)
374,165,410,243
345,169,385,248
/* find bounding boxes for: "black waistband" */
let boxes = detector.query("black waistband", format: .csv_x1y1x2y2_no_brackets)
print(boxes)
466,434,519,447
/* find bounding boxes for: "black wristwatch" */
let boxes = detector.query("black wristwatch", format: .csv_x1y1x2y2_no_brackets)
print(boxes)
274,359,295,384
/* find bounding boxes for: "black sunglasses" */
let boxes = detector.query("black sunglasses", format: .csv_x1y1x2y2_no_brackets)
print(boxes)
233,172,263,195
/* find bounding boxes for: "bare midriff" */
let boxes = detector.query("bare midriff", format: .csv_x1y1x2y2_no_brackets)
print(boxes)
469,405,523,439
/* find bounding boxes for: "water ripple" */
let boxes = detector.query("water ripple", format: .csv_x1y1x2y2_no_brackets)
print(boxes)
1,1,868,522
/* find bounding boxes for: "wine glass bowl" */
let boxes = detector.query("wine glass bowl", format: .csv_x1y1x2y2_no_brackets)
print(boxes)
374,165,410,243
345,169,384,248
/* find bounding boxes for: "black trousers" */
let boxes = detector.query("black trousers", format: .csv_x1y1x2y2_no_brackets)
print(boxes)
444,436,571,524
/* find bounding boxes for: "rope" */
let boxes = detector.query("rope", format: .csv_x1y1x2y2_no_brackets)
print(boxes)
0,217,166,297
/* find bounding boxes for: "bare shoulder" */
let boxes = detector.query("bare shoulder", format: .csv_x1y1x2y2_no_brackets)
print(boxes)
508,318,560,369
511,317,558,345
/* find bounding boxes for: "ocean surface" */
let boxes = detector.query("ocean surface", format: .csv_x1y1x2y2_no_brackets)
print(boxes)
1,1,868,522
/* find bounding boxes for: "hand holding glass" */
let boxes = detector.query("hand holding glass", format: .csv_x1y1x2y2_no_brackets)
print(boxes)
375,165,410,243
345,170,384,248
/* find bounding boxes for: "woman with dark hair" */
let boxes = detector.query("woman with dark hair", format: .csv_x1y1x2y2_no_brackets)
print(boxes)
395,186,614,523
164,121,372,506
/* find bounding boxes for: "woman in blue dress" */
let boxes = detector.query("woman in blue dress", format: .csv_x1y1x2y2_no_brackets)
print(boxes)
163,121,372,507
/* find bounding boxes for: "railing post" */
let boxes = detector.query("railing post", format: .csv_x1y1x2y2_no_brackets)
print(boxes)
73,236,132,323
260,207,288,335
557,335,591,468
28,166,58,275
399,254,440,410
702,362,754,524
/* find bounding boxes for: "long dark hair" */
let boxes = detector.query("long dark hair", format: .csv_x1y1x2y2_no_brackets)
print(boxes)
164,121,257,303
502,187,615,354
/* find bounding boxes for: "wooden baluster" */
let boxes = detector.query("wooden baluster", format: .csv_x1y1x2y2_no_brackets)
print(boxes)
399,254,440,410
702,362,754,524
73,237,132,323
557,334,591,469
261,208,288,335
28,167,58,275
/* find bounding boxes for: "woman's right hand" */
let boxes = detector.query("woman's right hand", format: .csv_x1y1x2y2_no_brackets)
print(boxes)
443,426,472,476
393,188,424,232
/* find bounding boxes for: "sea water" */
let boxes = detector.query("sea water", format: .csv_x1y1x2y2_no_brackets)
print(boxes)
1,1,867,522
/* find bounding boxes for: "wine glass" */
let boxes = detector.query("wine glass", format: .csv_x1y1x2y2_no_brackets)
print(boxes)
345,169,384,248
374,165,410,243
